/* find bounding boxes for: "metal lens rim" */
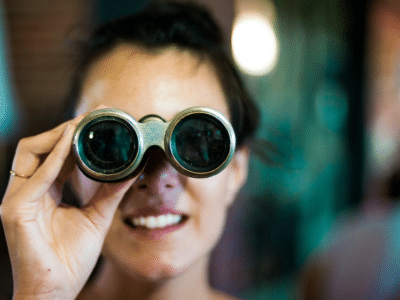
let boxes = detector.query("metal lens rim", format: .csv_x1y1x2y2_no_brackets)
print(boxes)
165,107,236,178
73,108,145,182
78,118,136,173
170,114,230,172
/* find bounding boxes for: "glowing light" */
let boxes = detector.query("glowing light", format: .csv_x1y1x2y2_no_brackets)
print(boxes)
232,12,278,75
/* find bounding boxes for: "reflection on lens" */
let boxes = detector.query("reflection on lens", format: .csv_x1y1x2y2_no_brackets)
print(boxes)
172,114,230,172
80,120,137,173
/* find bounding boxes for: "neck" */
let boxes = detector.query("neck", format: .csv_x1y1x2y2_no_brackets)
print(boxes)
79,255,214,300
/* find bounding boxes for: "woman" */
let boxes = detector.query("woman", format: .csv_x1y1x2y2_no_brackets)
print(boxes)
1,2,260,299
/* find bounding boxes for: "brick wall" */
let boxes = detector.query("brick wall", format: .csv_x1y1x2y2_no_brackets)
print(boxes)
4,0,94,136
0,1,94,297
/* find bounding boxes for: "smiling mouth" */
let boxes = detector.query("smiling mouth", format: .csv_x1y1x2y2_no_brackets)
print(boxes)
124,214,188,230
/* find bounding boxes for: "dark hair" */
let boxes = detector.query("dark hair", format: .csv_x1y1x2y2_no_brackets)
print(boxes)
64,0,260,147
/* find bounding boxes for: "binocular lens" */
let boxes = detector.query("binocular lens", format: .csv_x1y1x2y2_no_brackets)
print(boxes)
80,120,138,173
171,115,230,173
73,107,235,181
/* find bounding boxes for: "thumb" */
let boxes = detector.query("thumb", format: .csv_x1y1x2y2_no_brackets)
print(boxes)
81,178,135,234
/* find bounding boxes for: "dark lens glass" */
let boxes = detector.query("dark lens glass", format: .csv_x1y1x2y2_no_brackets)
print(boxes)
172,114,230,172
80,120,137,173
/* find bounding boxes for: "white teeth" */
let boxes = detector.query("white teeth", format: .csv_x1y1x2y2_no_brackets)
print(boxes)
147,216,157,229
131,214,183,229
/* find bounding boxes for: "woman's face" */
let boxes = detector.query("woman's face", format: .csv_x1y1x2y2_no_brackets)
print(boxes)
72,44,249,280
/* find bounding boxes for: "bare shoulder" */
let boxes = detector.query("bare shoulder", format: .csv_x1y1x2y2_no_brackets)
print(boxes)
212,289,241,300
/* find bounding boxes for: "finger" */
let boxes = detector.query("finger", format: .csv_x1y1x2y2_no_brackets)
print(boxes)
11,114,87,178
51,152,77,205
81,178,136,234
14,104,110,163
4,126,71,199
4,105,110,203
52,105,113,186
11,105,109,177
55,151,77,184
5,124,76,210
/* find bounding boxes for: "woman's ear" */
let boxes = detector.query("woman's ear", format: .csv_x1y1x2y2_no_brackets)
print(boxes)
224,145,250,206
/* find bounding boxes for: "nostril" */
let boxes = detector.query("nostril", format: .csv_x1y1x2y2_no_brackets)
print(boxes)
165,184,174,189
138,184,147,190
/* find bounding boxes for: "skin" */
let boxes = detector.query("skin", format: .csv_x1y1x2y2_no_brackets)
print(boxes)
74,44,249,300
1,113,137,300
1,44,249,300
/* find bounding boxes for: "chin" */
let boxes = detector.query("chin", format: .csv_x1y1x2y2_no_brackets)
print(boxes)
102,244,200,282
134,262,189,282
101,211,223,283
121,256,193,283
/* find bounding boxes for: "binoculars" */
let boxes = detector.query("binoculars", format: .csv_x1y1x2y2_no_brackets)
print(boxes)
72,107,236,182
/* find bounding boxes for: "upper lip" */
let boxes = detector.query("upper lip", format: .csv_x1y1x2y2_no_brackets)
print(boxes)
121,206,188,219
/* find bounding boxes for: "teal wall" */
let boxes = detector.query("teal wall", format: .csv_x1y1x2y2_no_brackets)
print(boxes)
0,0,20,141
238,1,365,298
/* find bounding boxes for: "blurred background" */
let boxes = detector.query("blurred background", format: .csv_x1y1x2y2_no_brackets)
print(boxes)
1,0,400,299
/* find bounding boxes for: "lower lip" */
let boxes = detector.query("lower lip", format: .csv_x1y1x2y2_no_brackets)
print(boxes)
123,218,188,240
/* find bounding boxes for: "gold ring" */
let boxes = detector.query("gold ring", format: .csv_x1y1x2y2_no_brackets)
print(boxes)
10,170,32,179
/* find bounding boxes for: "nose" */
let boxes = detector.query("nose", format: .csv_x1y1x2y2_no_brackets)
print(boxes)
131,146,185,205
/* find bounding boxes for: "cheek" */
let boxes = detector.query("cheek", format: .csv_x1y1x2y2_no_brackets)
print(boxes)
190,167,236,209
188,172,233,243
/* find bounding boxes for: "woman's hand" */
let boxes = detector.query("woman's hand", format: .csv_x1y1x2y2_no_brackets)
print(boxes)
1,112,135,300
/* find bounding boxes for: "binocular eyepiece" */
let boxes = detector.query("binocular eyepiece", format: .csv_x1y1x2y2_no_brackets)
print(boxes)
72,107,236,182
